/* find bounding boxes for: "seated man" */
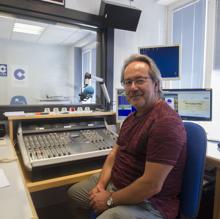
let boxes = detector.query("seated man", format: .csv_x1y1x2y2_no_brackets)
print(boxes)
68,54,186,219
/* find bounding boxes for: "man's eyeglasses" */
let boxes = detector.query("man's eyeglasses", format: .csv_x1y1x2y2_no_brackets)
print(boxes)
121,77,152,88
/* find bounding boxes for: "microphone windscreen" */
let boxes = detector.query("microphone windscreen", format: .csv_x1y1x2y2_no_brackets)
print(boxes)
83,86,94,95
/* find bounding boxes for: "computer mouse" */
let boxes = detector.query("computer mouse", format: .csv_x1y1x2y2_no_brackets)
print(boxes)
218,142,220,150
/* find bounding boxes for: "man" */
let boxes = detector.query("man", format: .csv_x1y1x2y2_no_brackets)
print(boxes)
68,54,186,219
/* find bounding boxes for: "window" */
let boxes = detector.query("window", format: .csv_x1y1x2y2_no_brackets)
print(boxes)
168,0,207,88
0,12,98,106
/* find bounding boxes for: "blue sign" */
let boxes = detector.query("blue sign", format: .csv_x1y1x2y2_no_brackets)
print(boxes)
14,68,25,80
0,64,7,77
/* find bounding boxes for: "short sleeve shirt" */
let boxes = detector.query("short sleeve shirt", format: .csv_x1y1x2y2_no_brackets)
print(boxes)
111,100,186,219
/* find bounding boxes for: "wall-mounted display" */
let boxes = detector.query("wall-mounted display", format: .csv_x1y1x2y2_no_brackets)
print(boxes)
139,45,180,80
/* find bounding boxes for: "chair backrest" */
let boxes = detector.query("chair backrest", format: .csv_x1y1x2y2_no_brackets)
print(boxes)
179,122,207,219
10,95,27,105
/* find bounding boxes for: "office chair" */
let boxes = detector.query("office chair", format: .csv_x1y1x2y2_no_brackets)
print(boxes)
10,95,27,105
178,122,207,219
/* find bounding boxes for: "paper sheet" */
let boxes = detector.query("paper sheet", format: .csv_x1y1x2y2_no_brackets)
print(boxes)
0,168,10,188
0,138,6,146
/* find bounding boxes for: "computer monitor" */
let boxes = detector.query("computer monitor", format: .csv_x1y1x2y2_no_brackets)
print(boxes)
116,89,136,122
139,45,180,79
163,89,212,121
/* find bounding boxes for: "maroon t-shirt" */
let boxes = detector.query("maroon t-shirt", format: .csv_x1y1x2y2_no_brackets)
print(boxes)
111,100,186,219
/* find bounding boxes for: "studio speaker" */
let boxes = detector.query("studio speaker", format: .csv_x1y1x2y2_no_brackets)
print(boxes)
99,0,141,31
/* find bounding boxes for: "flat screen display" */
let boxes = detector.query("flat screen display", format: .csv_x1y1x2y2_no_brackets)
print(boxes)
163,89,212,121
116,89,136,122
139,45,180,79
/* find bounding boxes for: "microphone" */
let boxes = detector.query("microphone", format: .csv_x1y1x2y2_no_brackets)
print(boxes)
79,85,94,101
79,72,111,108
79,72,94,101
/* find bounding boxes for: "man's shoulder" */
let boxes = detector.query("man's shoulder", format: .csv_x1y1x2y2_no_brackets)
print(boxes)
154,100,181,120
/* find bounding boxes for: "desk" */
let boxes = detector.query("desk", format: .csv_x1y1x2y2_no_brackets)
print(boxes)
6,111,115,191
206,141,220,219
4,111,115,218
0,137,38,219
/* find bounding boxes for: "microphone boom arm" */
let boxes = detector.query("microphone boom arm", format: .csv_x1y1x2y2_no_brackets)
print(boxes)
80,73,111,104
92,75,110,104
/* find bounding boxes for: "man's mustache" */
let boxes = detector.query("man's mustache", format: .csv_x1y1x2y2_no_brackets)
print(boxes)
126,90,143,97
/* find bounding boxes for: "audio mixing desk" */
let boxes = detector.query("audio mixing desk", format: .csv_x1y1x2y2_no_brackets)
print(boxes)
6,112,117,181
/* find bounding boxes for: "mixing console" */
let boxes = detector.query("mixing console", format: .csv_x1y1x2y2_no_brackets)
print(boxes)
17,118,117,174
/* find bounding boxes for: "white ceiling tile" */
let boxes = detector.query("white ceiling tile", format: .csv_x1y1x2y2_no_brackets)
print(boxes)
11,32,40,42
61,30,90,45
38,25,78,44
74,32,96,47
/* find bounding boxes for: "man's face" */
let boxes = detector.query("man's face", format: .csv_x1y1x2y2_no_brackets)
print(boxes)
123,61,158,111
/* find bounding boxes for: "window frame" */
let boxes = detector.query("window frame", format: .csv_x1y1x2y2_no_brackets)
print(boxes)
81,44,97,104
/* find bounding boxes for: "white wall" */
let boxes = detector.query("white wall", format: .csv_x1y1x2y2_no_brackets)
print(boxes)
200,70,220,140
0,39,74,105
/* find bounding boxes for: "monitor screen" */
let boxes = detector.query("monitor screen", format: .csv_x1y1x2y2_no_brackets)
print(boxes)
116,89,136,122
163,89,212,121
139,45,180,79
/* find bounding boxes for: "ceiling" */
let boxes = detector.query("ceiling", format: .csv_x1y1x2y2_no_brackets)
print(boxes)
0,13,97,47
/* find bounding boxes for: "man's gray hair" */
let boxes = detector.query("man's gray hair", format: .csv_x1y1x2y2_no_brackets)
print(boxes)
121,54,163,97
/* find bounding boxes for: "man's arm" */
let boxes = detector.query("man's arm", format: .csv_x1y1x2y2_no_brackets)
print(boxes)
91,144,119,192
112,161,173,205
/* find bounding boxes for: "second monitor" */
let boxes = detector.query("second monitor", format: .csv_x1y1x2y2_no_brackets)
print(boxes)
163,88,212,121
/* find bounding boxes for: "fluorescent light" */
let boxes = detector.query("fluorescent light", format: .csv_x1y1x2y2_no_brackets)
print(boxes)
156,0,180,5
0,12,15,19
13,23,44,35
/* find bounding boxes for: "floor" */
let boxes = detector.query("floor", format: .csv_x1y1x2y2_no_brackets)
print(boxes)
36,202,73,219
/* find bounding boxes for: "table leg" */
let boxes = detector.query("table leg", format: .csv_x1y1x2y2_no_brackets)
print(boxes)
8,120,13,143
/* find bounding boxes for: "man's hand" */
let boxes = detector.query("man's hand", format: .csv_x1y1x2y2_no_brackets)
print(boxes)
89,187,111,214
89,183,105,196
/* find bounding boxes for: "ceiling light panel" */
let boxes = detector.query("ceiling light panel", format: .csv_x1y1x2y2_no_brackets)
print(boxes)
13,23,45,35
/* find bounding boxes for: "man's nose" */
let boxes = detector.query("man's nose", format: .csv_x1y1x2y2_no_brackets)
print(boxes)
130,81,138,89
